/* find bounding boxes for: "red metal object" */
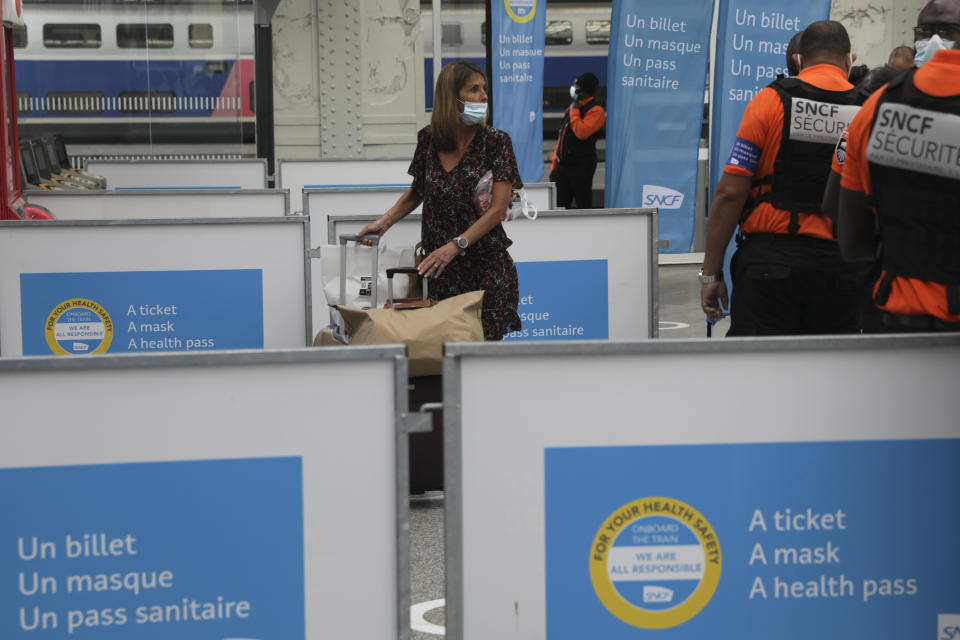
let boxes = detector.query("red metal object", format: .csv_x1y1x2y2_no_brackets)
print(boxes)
24,204,53,219
1,4,24,219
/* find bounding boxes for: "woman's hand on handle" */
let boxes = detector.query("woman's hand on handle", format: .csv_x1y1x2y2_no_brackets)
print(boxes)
356,215,393,245
357,187,423,245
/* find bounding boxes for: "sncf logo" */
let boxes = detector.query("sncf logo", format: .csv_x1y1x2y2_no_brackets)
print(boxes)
642,185,685,210
643,585,674,603
940,614,960,640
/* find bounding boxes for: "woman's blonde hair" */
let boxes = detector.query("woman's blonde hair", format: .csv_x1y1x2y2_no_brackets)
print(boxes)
430,60,486,152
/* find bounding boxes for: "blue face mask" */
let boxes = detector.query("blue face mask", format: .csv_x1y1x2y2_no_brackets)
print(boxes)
570,85,579,100
914,34,954,66
458,100,487,125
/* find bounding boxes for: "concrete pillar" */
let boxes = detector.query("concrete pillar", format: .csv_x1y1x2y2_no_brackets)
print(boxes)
830,0,928,67
360,0,426,158
272,0,323,158
271,0,424,160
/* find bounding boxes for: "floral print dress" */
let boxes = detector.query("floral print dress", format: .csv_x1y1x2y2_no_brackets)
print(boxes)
408,125,523,340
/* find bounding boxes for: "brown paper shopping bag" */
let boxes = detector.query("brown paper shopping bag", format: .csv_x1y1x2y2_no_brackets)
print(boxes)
336,290,484,377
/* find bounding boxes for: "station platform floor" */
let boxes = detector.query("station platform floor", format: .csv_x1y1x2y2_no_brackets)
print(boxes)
656,259,730,339
407,261,726,638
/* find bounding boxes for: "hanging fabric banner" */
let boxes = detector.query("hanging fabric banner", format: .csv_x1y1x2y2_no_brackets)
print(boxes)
710,1,833,198
604,0,714,253
709,1,832,295
491,0,546,184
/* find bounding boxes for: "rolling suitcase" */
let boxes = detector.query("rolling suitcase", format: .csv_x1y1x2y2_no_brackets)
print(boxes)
325,235,444,494
382,270,444,494
408,375,443,495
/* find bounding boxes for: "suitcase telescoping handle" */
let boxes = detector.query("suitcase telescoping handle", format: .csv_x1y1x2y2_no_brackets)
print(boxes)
386,267,429,304
339,234,380,308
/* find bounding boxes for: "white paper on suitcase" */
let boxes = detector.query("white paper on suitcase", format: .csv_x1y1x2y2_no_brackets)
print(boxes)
320,243,415,308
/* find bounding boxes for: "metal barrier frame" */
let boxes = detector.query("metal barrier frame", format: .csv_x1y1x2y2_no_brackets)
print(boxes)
24,188,292,217
0,345,413,639
83,158,269,189
440,334,960,640
0,216,314,348
328,208,661,338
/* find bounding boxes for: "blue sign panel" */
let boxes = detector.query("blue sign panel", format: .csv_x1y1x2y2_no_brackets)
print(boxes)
491,0,546,184
545,439,960,638
0,457,305,639
504,259,608,341
20,270,264,355
605,0,714,253
710,1,831,292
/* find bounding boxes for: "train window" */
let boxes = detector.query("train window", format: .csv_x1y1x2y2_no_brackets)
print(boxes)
586,20,610,44
543,87,572,111
45,91,106,114
16,92,31,115
545,20,573,45
118,91,177,114
442,23,462,47
117,24,174,49
12,25,26,48
189,24,214,48
43,24,101,48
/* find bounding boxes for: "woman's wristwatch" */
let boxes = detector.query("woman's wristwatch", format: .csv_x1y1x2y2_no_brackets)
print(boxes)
698,267,723,284
453,236,468,256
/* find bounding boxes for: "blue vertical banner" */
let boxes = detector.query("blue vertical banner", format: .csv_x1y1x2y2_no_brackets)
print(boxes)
709,1,831,291
605,0,714,254
492,0,546,184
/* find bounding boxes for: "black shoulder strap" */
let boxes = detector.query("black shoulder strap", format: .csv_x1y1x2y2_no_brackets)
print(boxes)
774,77,803,91
885,66,915,92
869,68,916,135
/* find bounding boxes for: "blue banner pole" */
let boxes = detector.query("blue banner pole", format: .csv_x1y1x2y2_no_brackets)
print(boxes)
709,1,832,300
604,0,714,254
491,0,546,185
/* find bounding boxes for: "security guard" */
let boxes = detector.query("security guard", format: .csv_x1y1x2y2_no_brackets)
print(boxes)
701,21,868,335
550,72,606,209
785,31,803,77
837,39,960,331
912,0,960,66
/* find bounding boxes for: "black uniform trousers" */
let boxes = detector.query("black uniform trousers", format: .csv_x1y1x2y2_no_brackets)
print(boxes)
727,233,873,336
551,158,597,209
876,310,960,333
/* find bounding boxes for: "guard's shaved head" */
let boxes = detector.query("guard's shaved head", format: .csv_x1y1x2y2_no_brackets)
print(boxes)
798,21,852,58
917,0,960,30
887,45,915,69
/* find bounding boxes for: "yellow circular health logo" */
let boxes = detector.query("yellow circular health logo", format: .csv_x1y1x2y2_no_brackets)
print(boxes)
590,497,721,629
505,0,536,24
44,298,114,355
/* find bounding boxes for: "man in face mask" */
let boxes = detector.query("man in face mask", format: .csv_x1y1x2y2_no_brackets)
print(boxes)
549,72,606,209
835,34,960,332
913,0,960,66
